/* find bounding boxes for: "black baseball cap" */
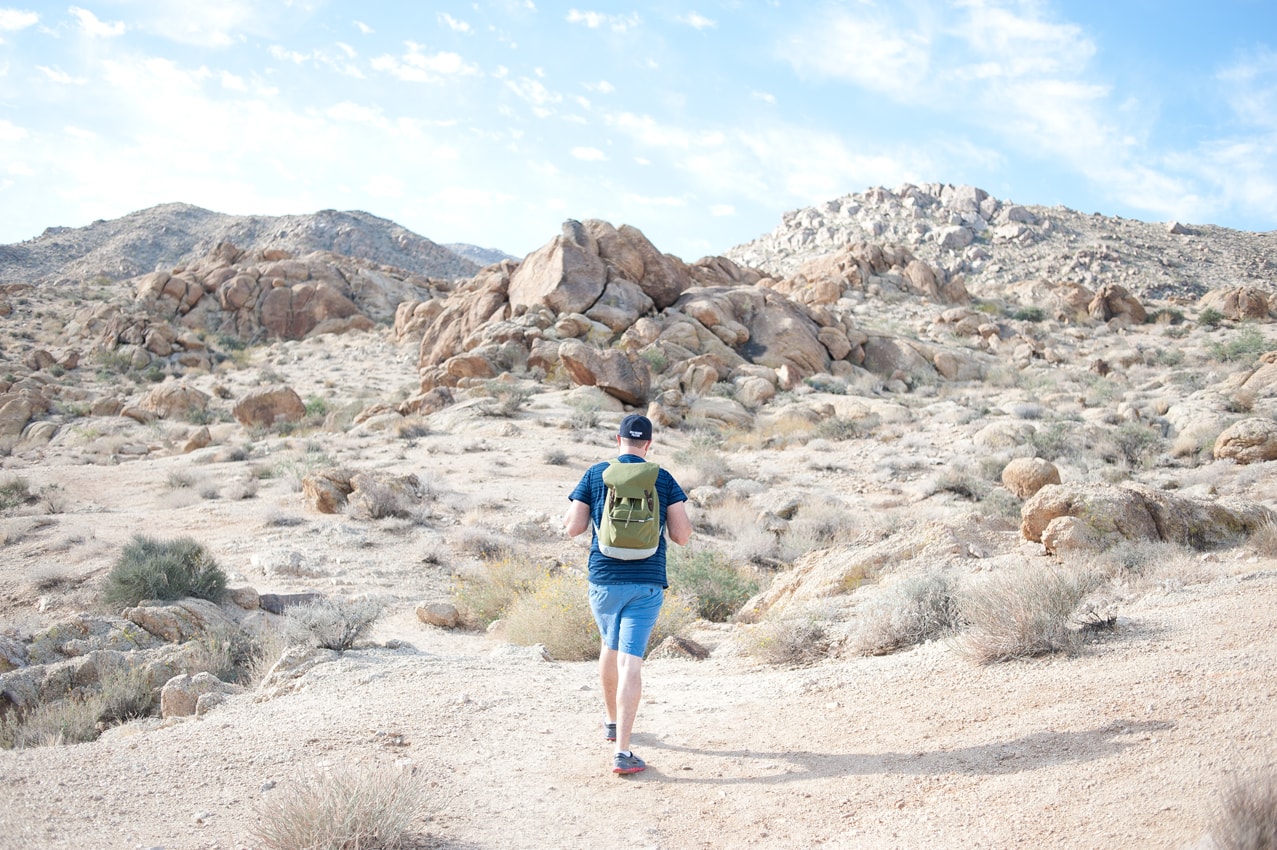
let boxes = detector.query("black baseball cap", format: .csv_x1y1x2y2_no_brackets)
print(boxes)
618,414,653,441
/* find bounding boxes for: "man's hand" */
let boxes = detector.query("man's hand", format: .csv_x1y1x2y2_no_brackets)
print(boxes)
563,499,591,538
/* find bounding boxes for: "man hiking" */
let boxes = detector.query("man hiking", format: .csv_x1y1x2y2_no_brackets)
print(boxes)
563,413,692,775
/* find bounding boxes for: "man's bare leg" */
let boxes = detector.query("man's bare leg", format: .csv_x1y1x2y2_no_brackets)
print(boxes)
599,645,619,727
614,650,643,753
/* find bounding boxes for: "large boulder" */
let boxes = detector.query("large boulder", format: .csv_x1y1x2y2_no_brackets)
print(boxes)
558,339,651,406
1199,287,1272,321
1001,458,1061,500
1213,418,1277,464
1089,283,1146,324
508,224,607,315
232,385,306,428
138,382,211,420
1021,482,1275,552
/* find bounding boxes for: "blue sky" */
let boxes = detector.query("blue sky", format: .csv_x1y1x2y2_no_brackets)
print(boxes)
1,1,1275,261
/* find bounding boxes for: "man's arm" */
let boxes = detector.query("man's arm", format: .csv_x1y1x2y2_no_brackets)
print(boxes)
665,501,691,546
563,498,591,538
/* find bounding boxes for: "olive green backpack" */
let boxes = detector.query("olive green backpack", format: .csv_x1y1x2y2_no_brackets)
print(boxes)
596,461,661,560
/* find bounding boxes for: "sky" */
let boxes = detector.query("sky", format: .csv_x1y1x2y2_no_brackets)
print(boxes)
1,1,1275,261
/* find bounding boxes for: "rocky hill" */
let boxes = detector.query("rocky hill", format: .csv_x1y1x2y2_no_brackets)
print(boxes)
726,183,1277,301
0,203,482,286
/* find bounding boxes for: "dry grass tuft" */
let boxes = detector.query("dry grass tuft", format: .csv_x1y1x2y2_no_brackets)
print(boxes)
745,605,833,667
1209,769,1277,850
283,596,386,651
957,565,1099,664
452,555,544,627
854,571,963,656
253,762,429,850
502,571,599,661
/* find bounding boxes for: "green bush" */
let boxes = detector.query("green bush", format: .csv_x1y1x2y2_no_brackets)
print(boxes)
102,536,227,609
0,475,35,513
1110,421,1164,467
1010,306,1045,322
667,548,759,622
746,609,830,667
1210,326,1272,363
1198,307,1225,328
253,763,429,850
0,662,153,750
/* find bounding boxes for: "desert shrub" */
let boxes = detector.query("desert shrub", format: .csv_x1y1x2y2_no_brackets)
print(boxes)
96,662,156,724
1010,306,1045,322
476,380,534,417
1249,518,1277,559
503,571,599,661
854,571,963,656
101,535,228,609
1029,421,1072,461
452,555,544,627
253,762,429,850
779,499,860,561
452,526,514,561
566,399,600,431
667,548,759,622
1109,421,1164,467
1210,326,1272,363
1198,307,1225,328
957,565,1098,664
933,465,989,501
242,627,293,686
639,348,668,374
746,607,831,667
0,475,35,513
543,448,569,466
673,431,734,488
979,487,1023,522
1209,769,1277,850
814,415,860,441
283,596,385,651
646,590,699,652
0,692,101,749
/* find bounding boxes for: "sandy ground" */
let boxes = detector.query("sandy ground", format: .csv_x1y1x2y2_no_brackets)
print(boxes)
1,329,1275,850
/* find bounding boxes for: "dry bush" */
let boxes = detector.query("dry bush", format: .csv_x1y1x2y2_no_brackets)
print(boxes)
702,496,784,567
502,571,698,662
957,565,1099,664
283,596,385,651
452,555,544,627
452,525,514,560
745,605,833,667
779,499,860,561
854,571,963,656
0,662,152,750
502,571,599,661
673,431,734,488
253,762,429,850
1248,518,1277,559
242,626,293,687
1209,769,1277,850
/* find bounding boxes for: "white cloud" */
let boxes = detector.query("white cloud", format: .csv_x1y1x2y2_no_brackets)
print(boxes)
751,91,775,105
364,175,405,198
677,13,716,30
571,146,606,161
70,6,124,37
354,20,373,35
584,80,614,94
780,9,931,98
566,10,641,33
270,45,309,64
0,119,28,141
1218,48,1277,130
439,13,471,33
622,193,686,207
36,65,86,84
710,204,734,216
372,44,480,82
0,9,38,31
64,125,97,140
505,76,562,111
220,71,247,91
125,3,272,48
8,161,34,175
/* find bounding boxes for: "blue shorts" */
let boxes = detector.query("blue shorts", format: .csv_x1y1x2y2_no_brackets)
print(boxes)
588,582,664,657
